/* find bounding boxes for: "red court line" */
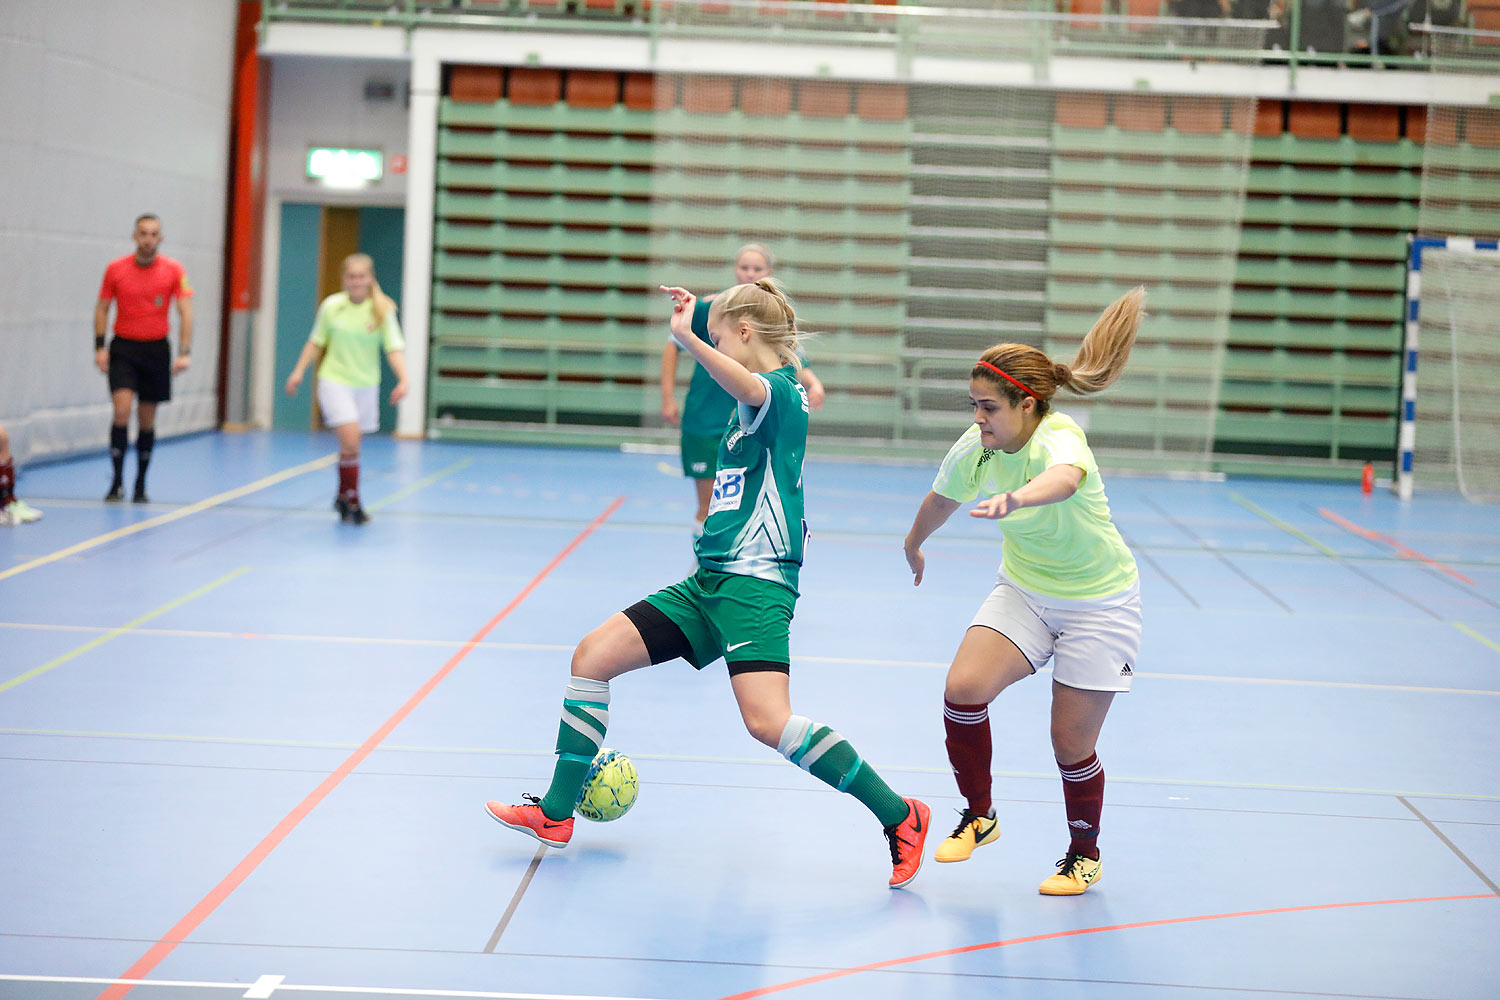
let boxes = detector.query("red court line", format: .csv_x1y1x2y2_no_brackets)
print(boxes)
715,892,1498,1000
1318,507,1475,585
98,496,627,1000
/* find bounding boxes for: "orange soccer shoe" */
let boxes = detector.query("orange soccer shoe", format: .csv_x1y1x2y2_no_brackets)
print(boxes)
485,793,574,848
884,797,931,889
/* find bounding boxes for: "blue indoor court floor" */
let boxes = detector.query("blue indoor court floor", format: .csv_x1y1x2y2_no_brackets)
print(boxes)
1,430,1497,1000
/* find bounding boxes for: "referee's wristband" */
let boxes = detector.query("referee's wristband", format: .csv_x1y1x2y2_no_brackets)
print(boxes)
94,335,106,350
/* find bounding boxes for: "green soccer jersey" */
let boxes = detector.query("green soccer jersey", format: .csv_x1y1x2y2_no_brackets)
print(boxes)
310,292,404,388
681,297,737,436
694,366,810,594
932,413,1137,600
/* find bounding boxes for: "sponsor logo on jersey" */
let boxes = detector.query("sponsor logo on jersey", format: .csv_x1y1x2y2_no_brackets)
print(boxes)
725,428,745,454
794,382,809,413
708,467,747,515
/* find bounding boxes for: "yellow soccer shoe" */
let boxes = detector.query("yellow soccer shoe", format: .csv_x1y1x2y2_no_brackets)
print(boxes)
935,808,1001,863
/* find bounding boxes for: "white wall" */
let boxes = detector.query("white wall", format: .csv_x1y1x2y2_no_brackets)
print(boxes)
0,0,237,465
264,55,410,204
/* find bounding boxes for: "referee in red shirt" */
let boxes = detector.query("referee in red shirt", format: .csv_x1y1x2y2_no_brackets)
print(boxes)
93,214,194,502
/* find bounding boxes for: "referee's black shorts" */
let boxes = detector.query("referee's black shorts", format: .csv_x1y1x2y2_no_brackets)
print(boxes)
108,338,172,403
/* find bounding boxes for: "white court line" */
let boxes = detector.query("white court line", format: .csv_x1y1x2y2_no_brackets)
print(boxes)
245,975,285,999
0,973,664,1000
0,454,337,582
4,726,1497,800
6,623,1492,698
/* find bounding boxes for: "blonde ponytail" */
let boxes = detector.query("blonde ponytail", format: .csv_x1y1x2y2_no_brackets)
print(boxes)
370,278,397,331
710,277,803,370
1061,285,1144,395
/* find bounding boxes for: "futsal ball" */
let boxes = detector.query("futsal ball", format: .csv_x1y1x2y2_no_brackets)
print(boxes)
575,748,639,822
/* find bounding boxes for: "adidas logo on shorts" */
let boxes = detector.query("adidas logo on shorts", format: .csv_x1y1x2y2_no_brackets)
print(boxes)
1120,663,1133,676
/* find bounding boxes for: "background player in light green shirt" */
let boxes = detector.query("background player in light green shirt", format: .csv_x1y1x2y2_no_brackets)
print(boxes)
489,278,932,890
903,287,1146,896
285,253,408,524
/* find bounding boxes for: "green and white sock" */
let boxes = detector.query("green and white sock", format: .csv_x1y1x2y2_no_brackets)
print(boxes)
539,677,610,820
778,715,908,827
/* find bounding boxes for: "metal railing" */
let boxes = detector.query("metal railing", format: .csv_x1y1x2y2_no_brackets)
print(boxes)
260,0,1500,75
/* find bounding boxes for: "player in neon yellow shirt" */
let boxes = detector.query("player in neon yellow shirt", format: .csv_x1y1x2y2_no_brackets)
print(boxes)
285,253,408,524
903,287,1146,896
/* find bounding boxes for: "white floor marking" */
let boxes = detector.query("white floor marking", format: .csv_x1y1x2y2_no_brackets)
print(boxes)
0,454,336,582
0,973,664,1000
3,620,1496,697
244,974,285,998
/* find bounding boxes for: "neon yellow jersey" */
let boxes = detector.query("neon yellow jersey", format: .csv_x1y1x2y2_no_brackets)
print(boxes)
310,292,404,388
931,413,1137,600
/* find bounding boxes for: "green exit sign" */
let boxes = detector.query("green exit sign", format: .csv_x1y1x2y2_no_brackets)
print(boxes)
306,147,383,185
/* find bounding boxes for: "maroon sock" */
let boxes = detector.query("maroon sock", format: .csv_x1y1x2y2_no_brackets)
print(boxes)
0,460,13,504
943,700,993,816
1059,753,1105,860
338,457,359,503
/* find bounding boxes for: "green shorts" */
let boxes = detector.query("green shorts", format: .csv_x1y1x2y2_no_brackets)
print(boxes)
680,432,720,479
635,569,796,673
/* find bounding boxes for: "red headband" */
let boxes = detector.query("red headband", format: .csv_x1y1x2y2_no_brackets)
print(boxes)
975,359,1038,398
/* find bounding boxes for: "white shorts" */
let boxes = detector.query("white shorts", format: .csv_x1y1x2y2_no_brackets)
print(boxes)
317,380,378,433
969,576,1142,692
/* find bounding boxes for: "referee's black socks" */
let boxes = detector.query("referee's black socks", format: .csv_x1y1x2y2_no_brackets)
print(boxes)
109,424,128,487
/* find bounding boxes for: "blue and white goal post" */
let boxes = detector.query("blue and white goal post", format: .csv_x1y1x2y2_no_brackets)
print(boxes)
1398,235,1500,502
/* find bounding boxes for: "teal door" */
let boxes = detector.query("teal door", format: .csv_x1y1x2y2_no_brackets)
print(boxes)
272,203,407,432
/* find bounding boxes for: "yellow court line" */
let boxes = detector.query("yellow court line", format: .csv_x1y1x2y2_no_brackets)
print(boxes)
0,567,250,694
0,622,572,652
0,454,337,583
1229,492,1341,558
366,457,473,513
1454,621,1500,654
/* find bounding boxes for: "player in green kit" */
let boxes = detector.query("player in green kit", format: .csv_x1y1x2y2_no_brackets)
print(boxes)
489,278,931,889
660,244,824,538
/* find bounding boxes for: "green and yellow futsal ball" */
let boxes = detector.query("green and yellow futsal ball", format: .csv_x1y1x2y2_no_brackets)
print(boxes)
575,748,639,822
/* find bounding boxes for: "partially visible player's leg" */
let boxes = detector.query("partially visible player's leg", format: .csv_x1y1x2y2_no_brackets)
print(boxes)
487,611,659,844
1039,683,1112,896
333,421,363,522
680,431,717,536
1040,594,1137,895
937,596,1045,863
133,402,157,502
1050,680,1114,866
733,669,928,887
106,387,134,501
692,477,713,536
0,424,38,525
316,381,375,522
